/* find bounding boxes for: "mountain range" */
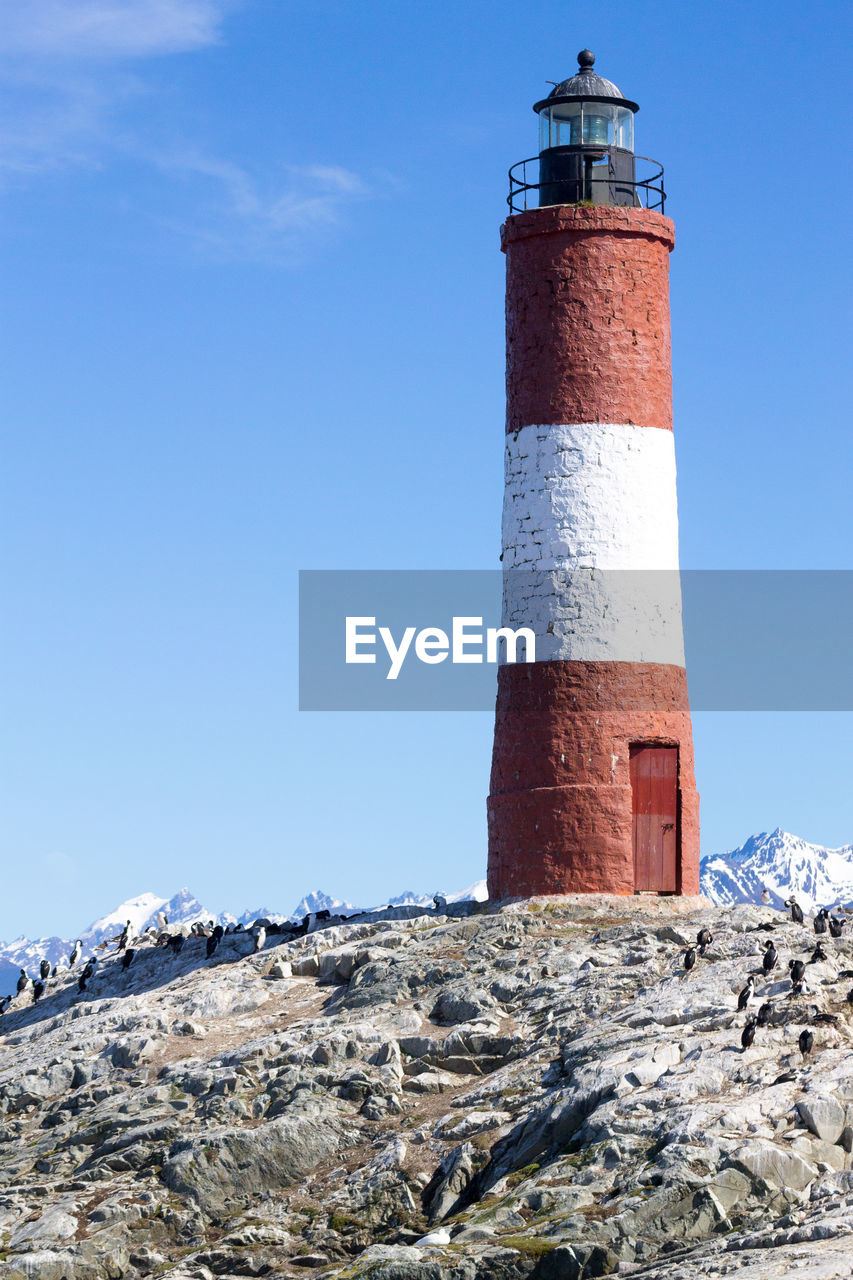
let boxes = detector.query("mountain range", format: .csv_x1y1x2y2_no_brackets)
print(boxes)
3,829,852,995
699,828,853,912
0,881,488,995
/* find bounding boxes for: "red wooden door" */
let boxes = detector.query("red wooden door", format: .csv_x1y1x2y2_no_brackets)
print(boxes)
630,745,678,892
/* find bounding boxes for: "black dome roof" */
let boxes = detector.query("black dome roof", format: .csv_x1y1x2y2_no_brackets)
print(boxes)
535,50,638,113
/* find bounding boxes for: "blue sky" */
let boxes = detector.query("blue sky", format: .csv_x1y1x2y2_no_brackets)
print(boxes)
1,0,851,940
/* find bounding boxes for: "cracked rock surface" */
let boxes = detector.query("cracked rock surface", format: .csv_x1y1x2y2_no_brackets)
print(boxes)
1,896,852,1278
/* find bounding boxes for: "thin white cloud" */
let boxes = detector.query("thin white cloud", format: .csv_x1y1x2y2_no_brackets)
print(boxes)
149,151,373,261
0,0,376,262
0,0,230,60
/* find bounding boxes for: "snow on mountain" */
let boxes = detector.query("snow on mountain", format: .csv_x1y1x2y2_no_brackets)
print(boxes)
289,891,361,921
700,829,853,913
0,888,230,995
0,875,491,994
449,879,488,904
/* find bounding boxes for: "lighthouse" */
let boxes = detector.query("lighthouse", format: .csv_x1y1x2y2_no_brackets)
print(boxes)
487,51,700,899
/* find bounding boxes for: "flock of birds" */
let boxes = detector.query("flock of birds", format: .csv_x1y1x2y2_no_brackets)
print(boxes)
682,894,852,1059
0,906,348,1016
1,893,453,1018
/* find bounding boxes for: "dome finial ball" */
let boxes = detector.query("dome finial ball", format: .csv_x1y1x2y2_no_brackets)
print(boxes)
577,49,595,69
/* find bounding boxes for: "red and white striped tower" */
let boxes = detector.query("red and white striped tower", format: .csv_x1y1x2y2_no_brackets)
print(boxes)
487,51,699,898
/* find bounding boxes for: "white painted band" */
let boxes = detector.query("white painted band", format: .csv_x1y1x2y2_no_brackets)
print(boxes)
501,422,685,664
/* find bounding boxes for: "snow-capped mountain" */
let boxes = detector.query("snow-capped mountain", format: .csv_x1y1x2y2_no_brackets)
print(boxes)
287,881,488,921
700,829,853,913
289,891,362,921
0,888,238,996
0,880,491,994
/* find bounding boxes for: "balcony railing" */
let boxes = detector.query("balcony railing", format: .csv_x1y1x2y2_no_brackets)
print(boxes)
508,152,666,214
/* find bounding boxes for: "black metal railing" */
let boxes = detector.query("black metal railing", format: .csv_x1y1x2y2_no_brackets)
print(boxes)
508,152,666,214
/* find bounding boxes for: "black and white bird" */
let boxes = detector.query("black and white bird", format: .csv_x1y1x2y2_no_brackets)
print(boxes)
32,980,45,1004
212,924,224,942
118,920,131,951
168,933,185,956
69,939,82,968
761,888,771,905
814,908,828,935
741,1016,757,1051
205,934,219,959
683,946,697,973
253,926,266,954
756,1001,774,1027
737,976,755,1010
810,942,828,964
39,959,50,981
433,892,448,912
697,927,713,953
798,1028,814,1056
121,948,135,971
789,958,806,994
78,958,96,992
155,912,167,930
810,1005,839,1027
829,915,845,939
16,969,29,995
785,896,805,925
762,940,778,975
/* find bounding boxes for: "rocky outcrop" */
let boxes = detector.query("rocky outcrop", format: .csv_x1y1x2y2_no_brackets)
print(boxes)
0,895,852,1278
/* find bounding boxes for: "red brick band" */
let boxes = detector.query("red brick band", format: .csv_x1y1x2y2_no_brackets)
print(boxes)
487,660,700,898
503,206,675,434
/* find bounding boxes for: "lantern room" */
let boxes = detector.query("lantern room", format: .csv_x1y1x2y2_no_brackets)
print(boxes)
533,50,640,208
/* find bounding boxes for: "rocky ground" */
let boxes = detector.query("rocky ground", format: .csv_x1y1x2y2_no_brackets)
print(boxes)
1,895,852,1279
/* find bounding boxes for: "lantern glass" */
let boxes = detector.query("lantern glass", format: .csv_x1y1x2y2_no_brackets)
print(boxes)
539,101,634,153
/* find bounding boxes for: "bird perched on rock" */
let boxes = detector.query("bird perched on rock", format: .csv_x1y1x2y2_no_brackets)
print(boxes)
756,1001,773,1027
829,915,845,939
784,896,804,925
810,1006,839,1027
761,888,771,904
118,920,131,951
168,934,185,956
683,946,697,973
78,959,96,992
697,927,713,953
741,1016,757,1051
810,942,828,964
762,940,778,974
838,968,853,980
39,959,50,981
737,976,755,1010
205,934,218,959
121,948,135,970
798,1028,814,1056
16,969,29,995
789,958,806,993
211,924,224,944
69,939,82,967
155,912,167,930
814,908,828,935
433,892,448,912
253,926,266,954
32,980,44,1004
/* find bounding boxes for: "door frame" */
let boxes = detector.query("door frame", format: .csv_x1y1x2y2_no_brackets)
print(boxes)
629,739,682,895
